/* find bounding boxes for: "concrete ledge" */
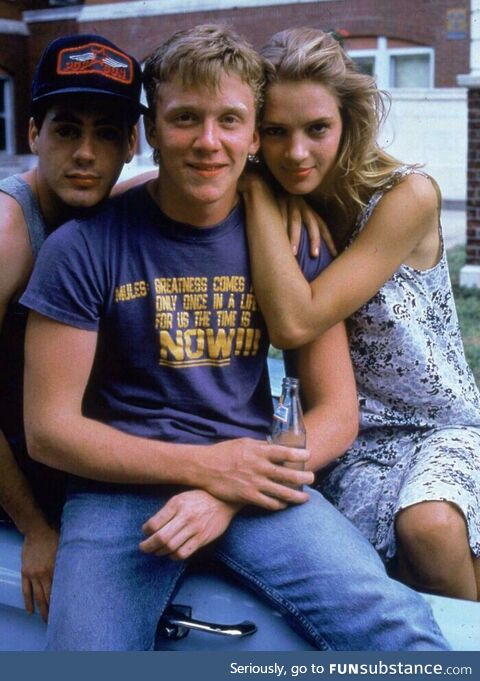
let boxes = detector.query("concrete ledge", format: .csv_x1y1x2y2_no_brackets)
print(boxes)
0,19,29,35
457,74,480,88
443,199,466,211
460,264,480,288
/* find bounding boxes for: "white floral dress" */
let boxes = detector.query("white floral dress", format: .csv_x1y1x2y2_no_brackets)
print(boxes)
320,167,480,561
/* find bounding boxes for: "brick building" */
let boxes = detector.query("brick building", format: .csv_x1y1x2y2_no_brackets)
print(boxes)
0,0,471,156
457,0,480,285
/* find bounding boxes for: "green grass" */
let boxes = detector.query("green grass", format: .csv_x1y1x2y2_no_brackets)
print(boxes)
448,246,480,387
269,245,480,387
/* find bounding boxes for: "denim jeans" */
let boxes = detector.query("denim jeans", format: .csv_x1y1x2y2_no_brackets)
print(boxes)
46,479,450,651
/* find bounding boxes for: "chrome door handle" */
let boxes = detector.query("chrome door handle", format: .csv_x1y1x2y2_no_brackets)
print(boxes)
157,604,257,640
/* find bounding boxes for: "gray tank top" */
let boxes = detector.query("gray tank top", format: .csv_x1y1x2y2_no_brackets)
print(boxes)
0,174,64,524
0,174,47,257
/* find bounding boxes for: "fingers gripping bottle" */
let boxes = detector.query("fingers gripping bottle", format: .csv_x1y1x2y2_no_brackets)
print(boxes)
271,377,306,487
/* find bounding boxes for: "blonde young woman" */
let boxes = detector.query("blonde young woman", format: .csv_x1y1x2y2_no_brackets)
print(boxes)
241,28,480,600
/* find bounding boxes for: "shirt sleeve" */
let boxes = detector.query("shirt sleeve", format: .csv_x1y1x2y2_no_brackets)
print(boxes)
295,225,333,281
20,220,105,331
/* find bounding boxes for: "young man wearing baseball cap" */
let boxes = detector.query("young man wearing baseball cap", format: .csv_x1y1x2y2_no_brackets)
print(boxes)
0,33,145,623
22,25,449,650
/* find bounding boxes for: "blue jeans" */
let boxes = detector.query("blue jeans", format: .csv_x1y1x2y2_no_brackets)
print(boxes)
46,479,450,651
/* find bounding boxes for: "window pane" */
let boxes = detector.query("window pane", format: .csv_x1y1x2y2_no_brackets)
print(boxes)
391,54,430,87
0,118,6,151
352,56,375,76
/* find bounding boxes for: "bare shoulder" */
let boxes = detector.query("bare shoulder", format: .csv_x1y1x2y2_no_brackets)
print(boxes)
378,171,441,269
401,171,439,206
381,171,439,221
353,170,441,270
0,191,34,308
0,190,32,256
366,171,440,235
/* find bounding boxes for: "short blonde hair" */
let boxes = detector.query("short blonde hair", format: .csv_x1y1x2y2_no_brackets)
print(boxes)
144,24,265,116
261,28,404,224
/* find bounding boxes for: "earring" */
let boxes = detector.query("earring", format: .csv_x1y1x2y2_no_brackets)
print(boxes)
247,153,260,164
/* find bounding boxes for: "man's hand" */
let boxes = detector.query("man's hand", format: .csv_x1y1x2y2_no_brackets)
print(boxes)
139,490,240,560
21,523,59,622
202,438,314,510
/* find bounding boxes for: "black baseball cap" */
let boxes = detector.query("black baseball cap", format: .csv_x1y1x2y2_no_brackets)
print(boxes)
31,34,149,120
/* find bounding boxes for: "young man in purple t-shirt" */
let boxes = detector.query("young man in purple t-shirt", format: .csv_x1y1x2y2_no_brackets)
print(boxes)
21,25,448,651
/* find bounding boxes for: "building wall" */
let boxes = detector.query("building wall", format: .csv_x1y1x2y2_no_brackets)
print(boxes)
73,0,470,87
0,32,29,154
0,0,471,198
16,1,471,86
380,89,467,202
466,88,480,262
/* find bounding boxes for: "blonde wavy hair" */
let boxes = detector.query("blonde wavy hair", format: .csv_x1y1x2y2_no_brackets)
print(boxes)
144,24,265,165
261,28,411,233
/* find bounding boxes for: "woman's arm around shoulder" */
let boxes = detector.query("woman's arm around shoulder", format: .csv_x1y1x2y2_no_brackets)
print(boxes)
247,171,441,349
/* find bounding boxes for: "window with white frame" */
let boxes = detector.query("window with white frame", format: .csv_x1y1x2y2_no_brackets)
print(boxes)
136,74,151,160
348,37,434,89
0,78,7,152
0,72,13,153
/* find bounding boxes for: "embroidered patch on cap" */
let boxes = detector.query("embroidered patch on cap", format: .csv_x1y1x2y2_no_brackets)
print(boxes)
56,42,133,84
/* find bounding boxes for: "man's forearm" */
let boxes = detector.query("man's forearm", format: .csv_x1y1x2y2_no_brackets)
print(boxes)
26,411,314,510
0,430,52,534
26,411,214,487
140,489,242,560
304,403,358,472
0,430,59,622
24,314,313,511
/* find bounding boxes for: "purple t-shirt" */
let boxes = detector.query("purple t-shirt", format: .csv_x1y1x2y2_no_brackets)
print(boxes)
21,184,330,444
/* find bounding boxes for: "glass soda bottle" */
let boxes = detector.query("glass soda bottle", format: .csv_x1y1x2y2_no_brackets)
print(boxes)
271,377,306,486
